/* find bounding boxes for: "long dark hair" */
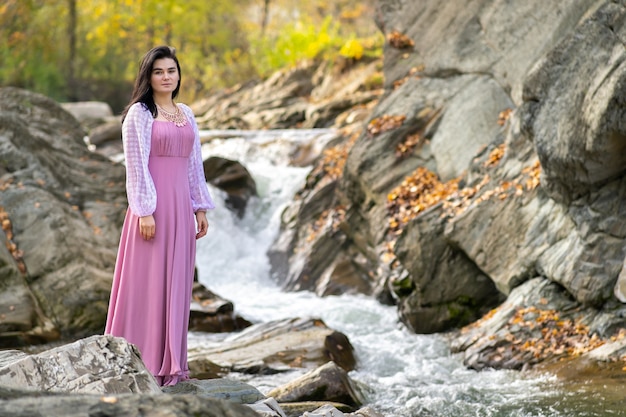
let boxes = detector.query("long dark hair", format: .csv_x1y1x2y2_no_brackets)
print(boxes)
121,46,181,122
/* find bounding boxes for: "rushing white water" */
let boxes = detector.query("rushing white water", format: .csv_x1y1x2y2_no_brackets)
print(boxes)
192,129,611,417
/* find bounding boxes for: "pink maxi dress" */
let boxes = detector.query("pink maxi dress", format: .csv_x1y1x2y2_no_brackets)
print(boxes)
106,118,204,386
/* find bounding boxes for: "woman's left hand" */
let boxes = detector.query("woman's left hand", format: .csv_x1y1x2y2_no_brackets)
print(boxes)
195,211,209,239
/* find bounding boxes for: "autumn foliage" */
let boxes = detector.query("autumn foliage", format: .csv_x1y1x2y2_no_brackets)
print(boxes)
320,132,360,180
307,206,347,242
483,305,613,366
506,306,604,360
387,30,415,49
387,167,459,234
367,114,406,136
0,206,26,274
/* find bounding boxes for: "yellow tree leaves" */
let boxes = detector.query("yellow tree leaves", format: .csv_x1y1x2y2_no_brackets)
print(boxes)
339,39,365,60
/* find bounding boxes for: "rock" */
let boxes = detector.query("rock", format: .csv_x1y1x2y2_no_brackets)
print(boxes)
430,75,514,181
346,407,385,417
269,0,626,344
0,335,160,394
314,251,375,297
279,402,354,417
394,207,504,333
88,116,122,146
188,318,356,376
193,60,382,130
297,404,385,417
303,91,382,129
0,87,126,346
61,101,114,129
614,257,626,303
302,404,348,417
375,0,599,104
0,391,261,417
189,282,252,333
203,156,258,218
267,361,364,408
450,277,597,370
248,397,289,417
162,378,266,404
521,1,626,202
518,1,626,306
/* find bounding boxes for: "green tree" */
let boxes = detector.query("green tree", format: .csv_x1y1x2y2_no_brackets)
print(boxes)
0,0,68,100
0,0,381,111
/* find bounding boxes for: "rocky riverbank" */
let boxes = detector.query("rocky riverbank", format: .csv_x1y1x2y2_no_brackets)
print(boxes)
267,0,626,371
0,0,625,415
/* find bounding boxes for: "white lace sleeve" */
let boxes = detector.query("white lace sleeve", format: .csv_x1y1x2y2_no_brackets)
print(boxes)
122,103,157,217
182,104,215,212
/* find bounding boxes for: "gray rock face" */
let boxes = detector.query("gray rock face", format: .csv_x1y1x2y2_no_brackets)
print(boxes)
430,76,514,181
203,156,258,218
0,391,261,417
188,318,356,376
267,361,364,408
375,0,599,104
522,2,626,200
395,208,504,334
192,60,382,130
519,2,626,306
0,335,160,394
162,378,266,404
0,87,126,345
269,0,626,343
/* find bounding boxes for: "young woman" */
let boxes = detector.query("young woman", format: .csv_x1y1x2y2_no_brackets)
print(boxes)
105,46,215,386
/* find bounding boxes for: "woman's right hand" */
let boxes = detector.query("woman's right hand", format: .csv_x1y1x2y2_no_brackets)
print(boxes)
139,215,156,240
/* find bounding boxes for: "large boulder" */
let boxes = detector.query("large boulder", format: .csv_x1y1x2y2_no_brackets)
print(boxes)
188,318,356,376
395,207,504,333
521,2,626,201
450,277,626,371
267,361,364,408
0,335,159,394
519,2,626,305
0,87,126,346
203,156,258,218
189,282,252,333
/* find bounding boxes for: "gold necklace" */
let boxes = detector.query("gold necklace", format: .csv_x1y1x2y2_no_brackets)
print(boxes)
156,103,188,127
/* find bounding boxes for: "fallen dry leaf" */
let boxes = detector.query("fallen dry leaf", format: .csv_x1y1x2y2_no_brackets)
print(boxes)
387,30,415,49
367,114,407,136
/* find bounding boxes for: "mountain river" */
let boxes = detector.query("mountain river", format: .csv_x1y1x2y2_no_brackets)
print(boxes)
192,129,624,417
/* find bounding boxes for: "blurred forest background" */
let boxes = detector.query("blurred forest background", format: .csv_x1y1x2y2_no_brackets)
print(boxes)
0,0,383,113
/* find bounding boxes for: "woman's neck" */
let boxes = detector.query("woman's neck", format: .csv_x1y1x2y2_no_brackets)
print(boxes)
153,94,175,109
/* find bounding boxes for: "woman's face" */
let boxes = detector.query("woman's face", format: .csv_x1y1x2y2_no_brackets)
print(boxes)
150,58,179,96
